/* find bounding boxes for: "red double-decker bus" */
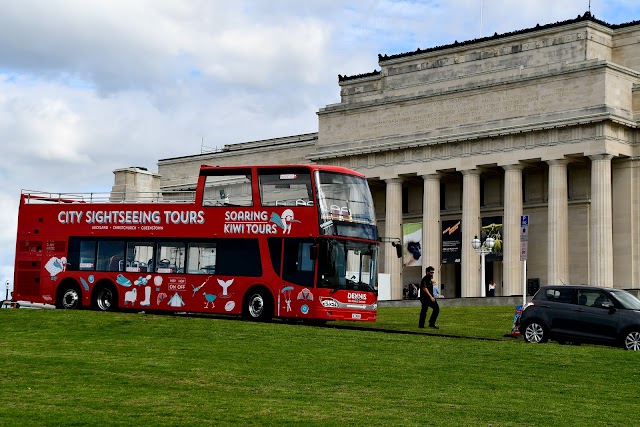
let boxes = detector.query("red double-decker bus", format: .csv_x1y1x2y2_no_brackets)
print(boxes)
13,164,379,322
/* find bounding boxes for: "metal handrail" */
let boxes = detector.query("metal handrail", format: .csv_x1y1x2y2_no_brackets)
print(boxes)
21,190,197,204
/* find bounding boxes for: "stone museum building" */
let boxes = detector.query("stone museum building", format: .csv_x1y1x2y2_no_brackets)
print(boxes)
120,12,640,300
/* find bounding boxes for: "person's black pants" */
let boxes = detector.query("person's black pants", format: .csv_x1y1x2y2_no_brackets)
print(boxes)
419,299,440,328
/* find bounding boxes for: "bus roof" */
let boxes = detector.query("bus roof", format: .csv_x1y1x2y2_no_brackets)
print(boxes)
198,164,366,178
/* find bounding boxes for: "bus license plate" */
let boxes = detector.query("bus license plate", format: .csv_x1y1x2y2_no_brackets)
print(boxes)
352,313,361,319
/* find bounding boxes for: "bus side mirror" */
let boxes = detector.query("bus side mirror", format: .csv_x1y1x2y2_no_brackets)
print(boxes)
392,242,402,258
310,246,318,260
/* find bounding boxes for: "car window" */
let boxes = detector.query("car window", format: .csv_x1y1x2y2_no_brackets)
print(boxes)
610,290,640,310
543,287,576,304
591,291,612,307
577,289,612,307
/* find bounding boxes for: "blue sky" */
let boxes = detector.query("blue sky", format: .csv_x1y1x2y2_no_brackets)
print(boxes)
2,0,640,296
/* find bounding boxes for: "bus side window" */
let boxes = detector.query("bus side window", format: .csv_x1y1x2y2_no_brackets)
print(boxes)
67,238,96,271
126,241,154,273
203,174,253,207
258,171,312,206
156,242,186,273
187,242,217,274
216,239,261,277
108,256,123,272
97,241,125,271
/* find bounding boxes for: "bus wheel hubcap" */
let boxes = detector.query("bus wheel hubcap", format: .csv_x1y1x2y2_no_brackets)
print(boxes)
249,295,264,317
62,289,79,309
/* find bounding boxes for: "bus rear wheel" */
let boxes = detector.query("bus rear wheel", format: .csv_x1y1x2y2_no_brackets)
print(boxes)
93,285,118,312
244,289,273,322
56,285,81,310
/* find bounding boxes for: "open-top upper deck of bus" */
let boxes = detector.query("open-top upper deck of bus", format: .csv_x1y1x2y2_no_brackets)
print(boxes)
20,164,368,207
198,163,366,177
18,164,378,241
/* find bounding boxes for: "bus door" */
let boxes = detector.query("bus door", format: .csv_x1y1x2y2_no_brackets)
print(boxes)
270,238,317,318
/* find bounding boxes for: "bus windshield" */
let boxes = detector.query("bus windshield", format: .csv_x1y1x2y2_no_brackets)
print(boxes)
315,171,377,240
317,239,378,292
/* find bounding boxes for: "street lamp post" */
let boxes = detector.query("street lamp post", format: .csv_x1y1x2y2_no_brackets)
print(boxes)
471,235,495,297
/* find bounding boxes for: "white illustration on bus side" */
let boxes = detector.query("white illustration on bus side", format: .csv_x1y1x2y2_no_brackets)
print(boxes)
270,209,300,234
167,293,184,307
279,287,315,315
297,288,314,301
281,286,294,312
297,288,314,315
105,271,240,311
217,278,233,296
44,256,67,280
124,288,137,305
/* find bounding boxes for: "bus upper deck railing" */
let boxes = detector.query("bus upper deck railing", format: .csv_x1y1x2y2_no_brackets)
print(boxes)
21,190,197,204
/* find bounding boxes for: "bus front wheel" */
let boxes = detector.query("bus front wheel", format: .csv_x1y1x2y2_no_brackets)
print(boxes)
56,284,81,310
244,289,273,322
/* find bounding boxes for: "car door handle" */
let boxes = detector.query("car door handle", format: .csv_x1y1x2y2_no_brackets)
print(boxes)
540,304,551,308
574,308,584,312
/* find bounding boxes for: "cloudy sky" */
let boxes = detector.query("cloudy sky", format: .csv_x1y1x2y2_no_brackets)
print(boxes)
2,0,639,296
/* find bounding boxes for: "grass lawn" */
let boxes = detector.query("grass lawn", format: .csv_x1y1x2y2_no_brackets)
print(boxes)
1,306,638,426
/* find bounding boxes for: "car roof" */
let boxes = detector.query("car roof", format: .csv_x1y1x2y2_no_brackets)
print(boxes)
540,285,618,292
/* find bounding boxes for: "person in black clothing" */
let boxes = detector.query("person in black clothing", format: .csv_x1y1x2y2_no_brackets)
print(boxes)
419,266,440,329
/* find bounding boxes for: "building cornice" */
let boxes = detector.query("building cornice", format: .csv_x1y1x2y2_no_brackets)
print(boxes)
308,114,635,161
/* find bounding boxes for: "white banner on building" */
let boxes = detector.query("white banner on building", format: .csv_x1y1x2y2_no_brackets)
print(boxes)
403,222,422,267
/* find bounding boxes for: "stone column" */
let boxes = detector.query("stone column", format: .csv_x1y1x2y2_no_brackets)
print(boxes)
589,154,614,287
422,174,441,284
547,159,569,285
461,169,481,297
502,164,523,296
385,178,403,300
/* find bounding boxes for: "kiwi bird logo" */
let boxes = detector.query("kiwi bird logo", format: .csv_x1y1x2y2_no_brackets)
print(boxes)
203,293,217,308
270,209,300,234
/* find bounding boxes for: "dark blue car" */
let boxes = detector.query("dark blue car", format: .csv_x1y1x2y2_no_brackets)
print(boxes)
519,285,640,350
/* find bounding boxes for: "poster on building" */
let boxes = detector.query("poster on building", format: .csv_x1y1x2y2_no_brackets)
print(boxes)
482,216,503,262
402,222,422,267
441,219,461,264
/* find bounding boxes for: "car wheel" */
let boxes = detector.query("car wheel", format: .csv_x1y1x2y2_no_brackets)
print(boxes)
523,321,548,344
244,288,273,322
623,330,640,351
56,285,81,310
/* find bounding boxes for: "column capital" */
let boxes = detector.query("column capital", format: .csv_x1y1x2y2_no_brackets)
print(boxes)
421,173,441,181
589,154,614,162
546,158,570,166
461,168,482,176
384,177,403,185
502,163,524,171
